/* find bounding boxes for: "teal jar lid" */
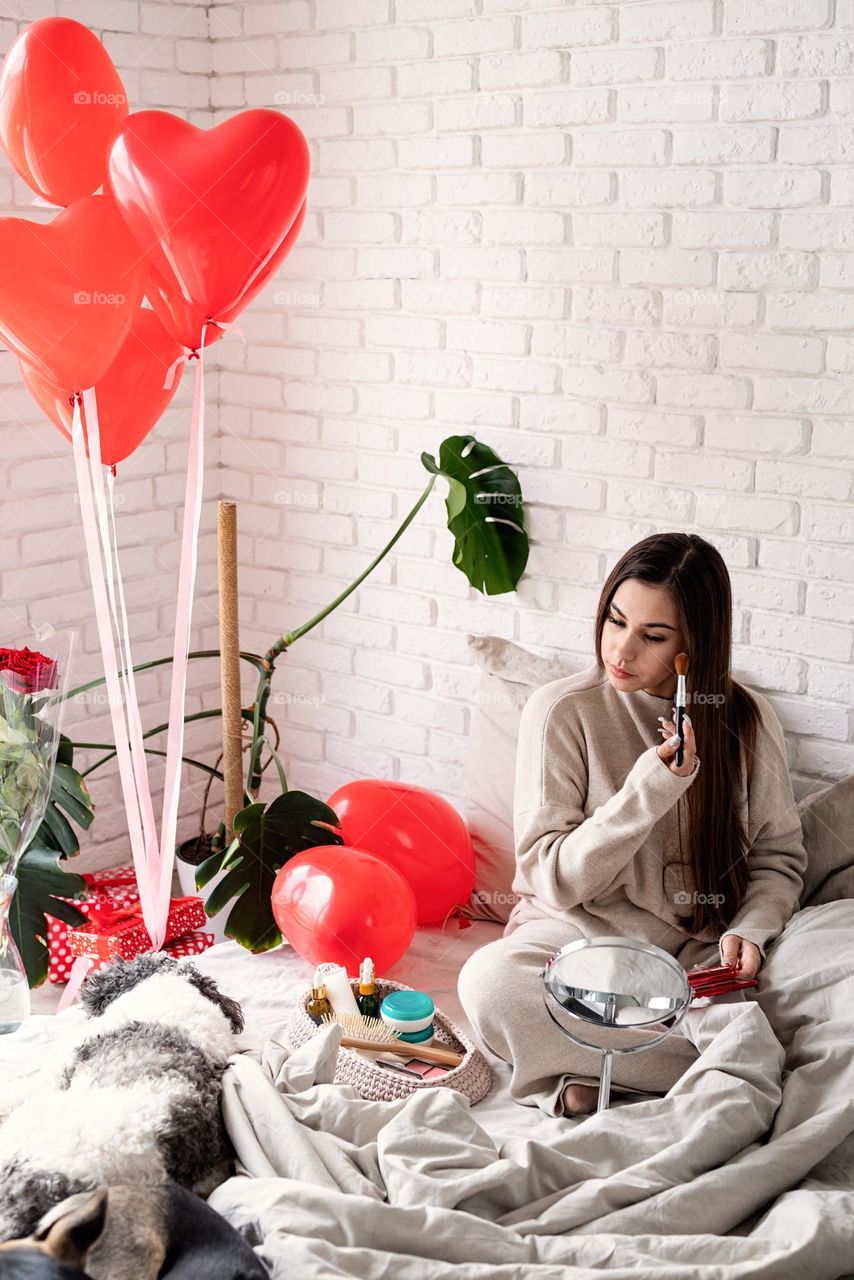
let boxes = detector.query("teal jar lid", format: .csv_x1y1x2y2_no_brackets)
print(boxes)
381,990,434,1022
398,1024,434,1044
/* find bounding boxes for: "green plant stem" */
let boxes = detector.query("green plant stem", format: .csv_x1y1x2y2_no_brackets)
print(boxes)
74,707,251,777
278,475,437,654
243,475,438,798
59,650,266,705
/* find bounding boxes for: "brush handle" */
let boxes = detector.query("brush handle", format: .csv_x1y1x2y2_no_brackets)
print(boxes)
675,704,685,768
339,1035,464,1067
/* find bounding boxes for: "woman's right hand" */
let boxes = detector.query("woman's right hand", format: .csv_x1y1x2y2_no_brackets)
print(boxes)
656,712,697,778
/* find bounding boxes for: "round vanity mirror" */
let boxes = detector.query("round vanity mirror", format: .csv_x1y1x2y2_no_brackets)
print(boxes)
543,936,692,1113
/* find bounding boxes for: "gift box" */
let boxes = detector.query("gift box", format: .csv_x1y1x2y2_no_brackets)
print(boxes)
67,895,207,967
84,864,138,889
165,930,215,959
47,864,141,984
62,929,215,984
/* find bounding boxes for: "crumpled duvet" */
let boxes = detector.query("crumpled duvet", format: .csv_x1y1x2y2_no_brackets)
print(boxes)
209,901,854,1280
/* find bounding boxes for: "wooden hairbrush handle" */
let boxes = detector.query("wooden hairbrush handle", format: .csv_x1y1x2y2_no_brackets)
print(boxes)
340,1035,463,1067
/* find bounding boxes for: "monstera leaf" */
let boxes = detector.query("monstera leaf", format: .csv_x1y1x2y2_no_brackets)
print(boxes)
10,838,87,988
195,790,343,953
421,434,528,596
10,737,93,986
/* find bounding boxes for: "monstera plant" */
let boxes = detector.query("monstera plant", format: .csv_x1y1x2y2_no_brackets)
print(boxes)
69,434,528,953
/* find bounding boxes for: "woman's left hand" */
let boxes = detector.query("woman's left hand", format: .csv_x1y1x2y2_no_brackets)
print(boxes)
720,934,762,979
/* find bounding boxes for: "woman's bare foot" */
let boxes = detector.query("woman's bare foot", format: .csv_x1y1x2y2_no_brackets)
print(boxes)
562,1083,600,1115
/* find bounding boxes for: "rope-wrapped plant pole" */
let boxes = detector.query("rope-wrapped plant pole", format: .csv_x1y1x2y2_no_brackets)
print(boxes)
217,501,244,842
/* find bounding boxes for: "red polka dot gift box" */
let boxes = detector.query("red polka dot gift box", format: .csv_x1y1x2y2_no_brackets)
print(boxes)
67,894,208,969
47,864,141,985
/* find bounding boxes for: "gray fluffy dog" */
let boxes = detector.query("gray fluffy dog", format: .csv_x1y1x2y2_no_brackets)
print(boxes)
0,952,244,1242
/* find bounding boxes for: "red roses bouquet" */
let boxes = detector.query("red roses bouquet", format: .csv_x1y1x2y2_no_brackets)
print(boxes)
0,647,58,695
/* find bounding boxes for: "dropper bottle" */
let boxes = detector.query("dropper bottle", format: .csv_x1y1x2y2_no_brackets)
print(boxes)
357,957,380,1019
307,967,333,1024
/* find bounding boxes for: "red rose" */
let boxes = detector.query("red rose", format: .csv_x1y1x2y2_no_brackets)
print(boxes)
0,646,57,694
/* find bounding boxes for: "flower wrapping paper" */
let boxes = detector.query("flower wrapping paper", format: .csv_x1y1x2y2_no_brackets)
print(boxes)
68,895,207,965
47,864,140,984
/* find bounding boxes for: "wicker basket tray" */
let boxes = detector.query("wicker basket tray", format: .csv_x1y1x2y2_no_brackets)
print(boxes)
285,977,494,1104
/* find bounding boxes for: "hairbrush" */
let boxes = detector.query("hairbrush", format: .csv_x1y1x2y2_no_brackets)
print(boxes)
319,1011,464,1066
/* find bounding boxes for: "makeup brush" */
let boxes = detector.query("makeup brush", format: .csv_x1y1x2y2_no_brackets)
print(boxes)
674,651,690,768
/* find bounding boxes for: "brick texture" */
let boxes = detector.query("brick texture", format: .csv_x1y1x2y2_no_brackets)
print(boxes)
2,2,853,866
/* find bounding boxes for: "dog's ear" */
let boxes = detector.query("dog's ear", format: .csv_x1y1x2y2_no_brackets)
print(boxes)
178,963,245,1033
80,952,178,1017
34,1189,108,1265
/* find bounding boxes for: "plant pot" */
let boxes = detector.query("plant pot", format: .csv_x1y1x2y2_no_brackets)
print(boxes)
176,836,230,945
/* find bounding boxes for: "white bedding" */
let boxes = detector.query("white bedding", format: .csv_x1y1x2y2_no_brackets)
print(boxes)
2,905,853,1279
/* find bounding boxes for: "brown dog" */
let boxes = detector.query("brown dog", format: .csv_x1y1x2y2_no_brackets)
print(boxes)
0,1183,268,1280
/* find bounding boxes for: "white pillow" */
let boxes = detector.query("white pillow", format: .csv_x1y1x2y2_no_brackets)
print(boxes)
463,635,575,923
796,775,854,907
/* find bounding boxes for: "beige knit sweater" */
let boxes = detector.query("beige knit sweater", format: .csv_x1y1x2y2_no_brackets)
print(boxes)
508,660,807,968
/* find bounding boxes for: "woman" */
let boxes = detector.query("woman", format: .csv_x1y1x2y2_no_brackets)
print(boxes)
457,533,807,1117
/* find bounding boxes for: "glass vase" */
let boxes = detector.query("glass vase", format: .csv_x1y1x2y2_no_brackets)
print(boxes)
0,626,76,1033
0,874,29,1033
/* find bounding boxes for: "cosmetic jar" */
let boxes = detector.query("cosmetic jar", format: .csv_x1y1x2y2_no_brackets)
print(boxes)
380,990,435,1045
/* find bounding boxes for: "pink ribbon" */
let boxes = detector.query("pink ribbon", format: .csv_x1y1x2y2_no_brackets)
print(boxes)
57,955,93,1012
71,394,155,930
162,321,244,391
65,312,216,989
153,330,209,929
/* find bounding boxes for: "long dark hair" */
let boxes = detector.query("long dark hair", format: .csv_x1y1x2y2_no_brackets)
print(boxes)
593,533,760,937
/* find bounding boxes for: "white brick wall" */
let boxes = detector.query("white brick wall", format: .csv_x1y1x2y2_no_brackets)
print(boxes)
3,2,854,880
210,0,854,805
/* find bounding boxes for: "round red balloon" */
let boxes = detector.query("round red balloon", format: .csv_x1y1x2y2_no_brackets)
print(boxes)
0,17,129,206
326,782,475,926
20,307,185,466
272,845,417,973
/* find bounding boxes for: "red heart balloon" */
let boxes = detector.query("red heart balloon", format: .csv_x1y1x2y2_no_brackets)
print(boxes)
271,845,417,973
108,109,310,348
20,307,185,467
0,193,147,391
326,781,476,926
0,17,128,206
145,198,308,350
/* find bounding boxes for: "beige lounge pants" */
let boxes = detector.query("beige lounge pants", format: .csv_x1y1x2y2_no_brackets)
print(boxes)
457,916,703,1117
